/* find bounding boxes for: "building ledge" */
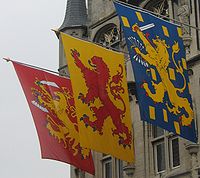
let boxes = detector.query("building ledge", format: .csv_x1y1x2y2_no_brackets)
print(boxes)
165,169,191,178
186,143,199,155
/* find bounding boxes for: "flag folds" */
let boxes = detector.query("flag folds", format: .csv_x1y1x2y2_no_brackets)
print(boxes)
61,33,134,162
13,61,95,174
114,2,197,142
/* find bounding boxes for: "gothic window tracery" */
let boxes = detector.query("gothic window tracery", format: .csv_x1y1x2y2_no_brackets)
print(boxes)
94,24,120,47
144,0,169,17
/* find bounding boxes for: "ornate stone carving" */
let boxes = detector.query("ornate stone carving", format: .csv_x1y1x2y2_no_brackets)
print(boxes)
123,163,135,176
183,36,192,55
176,1,192,54
177,4,190,36
186,144,199,178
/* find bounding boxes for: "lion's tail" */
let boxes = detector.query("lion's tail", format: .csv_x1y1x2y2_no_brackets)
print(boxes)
118,96,127,115
172,51,186,93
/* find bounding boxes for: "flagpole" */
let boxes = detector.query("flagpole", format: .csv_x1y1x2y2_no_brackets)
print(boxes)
3,57,70,78
114,0,200,31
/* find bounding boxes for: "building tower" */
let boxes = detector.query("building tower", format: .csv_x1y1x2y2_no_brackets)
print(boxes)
57,0,88,76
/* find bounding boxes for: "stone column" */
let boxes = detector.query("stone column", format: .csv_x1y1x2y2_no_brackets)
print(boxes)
167,0,173,19
186,143,199,178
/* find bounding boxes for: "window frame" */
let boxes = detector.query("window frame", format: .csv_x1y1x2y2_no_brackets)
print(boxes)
169,136,180,169
153,139,166,174
151,126,181,175
102,155,112,178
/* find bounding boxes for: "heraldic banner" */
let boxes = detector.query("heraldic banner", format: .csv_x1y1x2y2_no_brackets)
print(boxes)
114,1,197,142
61,33,134,162
12,61,95,174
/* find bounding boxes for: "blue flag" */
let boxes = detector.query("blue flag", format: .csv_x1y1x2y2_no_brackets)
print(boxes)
114,1,197,142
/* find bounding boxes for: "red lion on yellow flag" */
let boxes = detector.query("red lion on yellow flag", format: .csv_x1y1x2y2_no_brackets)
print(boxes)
61,33,134,162
71,49,132,148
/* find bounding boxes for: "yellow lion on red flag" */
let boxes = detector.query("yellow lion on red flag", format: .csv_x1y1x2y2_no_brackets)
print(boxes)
12,61,95,174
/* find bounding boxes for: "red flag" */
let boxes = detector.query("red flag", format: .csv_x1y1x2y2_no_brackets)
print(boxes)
12,61,95,175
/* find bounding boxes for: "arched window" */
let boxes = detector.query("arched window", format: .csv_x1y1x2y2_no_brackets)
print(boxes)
93,24,120,48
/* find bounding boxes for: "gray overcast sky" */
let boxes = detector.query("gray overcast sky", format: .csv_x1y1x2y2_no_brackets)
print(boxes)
0,1,71,178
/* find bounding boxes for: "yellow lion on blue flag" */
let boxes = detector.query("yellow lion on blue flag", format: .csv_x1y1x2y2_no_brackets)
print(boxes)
114,1,197,142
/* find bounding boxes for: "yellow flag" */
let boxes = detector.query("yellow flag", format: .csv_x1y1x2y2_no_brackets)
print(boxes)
61,33,134,162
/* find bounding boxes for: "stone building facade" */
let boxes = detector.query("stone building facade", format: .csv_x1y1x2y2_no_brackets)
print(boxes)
57,0,200,177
